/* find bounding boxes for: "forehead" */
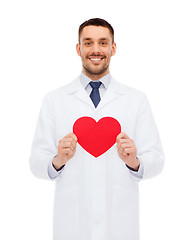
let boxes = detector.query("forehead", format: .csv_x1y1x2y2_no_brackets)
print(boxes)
80,25,112,41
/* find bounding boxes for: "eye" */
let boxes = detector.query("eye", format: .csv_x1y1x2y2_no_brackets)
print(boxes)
100,42,107,46
85,42,92,46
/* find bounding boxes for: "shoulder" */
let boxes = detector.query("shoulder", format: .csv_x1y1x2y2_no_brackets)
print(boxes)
111,78,150,109
112,78,146,99
45,77,80,100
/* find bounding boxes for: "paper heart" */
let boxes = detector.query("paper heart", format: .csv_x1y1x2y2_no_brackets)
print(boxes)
73,117,121,157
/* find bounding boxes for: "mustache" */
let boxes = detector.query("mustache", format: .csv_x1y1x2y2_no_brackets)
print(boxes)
88,55,105,58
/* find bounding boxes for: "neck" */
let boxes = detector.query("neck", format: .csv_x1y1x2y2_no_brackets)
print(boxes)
82,69,110,81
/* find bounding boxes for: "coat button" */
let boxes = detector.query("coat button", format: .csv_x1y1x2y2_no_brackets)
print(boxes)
95,220,99,225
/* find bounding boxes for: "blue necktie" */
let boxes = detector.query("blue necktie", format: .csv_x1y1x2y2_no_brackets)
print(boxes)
89,81,102,108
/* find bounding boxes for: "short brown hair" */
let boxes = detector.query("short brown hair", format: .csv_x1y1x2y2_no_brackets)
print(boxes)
78,18,114,43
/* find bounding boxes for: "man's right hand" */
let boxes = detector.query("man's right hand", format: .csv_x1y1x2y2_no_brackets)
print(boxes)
52,133,78,171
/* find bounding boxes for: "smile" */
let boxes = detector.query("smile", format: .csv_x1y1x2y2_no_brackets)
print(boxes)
89,57,104,63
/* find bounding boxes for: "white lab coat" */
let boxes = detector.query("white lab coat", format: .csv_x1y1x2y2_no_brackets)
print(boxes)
30,76,164,240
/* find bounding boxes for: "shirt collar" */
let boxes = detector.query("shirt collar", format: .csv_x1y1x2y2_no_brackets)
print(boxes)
80,72,111,90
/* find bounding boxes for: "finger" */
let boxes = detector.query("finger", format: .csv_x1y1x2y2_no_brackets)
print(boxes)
61,148,71,154
117,146,124,154
62,148,74,155
123,147,135,155
116,132,130,142
66,140,77,150
65,133,78,141
116,132,126,141
61,137,75,143
120,142,134,149
60,138,77,149
62,141,75,150
58,140,74,151
116,139,131,150
71,133,78,141
119,139,131,144
117,140,131,149
67,149,75,156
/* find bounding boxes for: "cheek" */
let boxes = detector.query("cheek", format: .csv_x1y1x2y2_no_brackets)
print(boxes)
104,49,113,58
81,49,89,59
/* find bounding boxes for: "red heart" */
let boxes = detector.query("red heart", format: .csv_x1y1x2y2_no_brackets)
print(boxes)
73,117,121,157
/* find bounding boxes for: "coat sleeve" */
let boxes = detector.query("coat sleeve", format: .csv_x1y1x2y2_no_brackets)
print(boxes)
134,93,164,180
29,94,59,180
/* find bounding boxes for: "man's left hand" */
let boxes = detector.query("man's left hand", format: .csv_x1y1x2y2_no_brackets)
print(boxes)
116,132,140,171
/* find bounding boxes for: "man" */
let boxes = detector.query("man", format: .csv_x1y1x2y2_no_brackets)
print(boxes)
30,18,164,240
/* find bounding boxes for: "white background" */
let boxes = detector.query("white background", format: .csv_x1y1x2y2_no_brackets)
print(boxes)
0,0,190,239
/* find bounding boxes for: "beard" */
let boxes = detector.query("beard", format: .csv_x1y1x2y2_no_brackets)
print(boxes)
82,54,110,76
83,63,109,76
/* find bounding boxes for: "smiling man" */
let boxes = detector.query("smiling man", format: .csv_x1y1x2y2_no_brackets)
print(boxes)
30,18,164,240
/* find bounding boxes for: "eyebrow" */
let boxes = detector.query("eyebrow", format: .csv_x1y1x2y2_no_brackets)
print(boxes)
99,38,109,41
83,38,92,41
83,37,109,41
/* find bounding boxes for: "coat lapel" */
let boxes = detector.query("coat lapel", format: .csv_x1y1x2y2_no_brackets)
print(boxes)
67,77,94,108
96,77,126,110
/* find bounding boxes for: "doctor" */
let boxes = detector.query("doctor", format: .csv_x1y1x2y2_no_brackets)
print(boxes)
30,18,164,240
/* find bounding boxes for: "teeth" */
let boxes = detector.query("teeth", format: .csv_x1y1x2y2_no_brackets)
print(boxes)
91,58,102,61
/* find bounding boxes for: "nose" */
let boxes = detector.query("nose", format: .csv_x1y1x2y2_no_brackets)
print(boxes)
91,42,101,55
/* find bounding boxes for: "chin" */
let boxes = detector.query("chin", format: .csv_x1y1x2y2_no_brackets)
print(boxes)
84,65,109,76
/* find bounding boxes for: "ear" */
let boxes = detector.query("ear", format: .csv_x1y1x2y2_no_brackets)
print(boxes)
111,42,116,56
76,43,81,57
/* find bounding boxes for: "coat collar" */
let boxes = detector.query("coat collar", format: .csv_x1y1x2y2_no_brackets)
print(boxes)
67,76,126,110
67,76,126,95
80,72,111,90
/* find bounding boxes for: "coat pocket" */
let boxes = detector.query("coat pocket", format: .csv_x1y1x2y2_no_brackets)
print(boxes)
111,184,139,238
53,186,79,239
